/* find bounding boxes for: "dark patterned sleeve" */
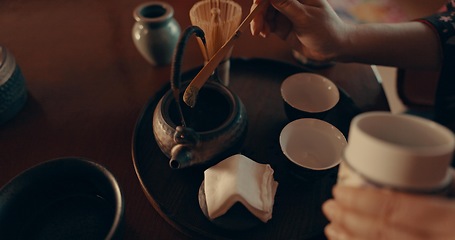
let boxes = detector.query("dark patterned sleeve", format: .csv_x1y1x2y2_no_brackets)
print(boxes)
417,1,455,130
417,1,455,45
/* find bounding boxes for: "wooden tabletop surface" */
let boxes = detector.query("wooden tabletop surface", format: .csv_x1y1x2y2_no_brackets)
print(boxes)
0,0,388,239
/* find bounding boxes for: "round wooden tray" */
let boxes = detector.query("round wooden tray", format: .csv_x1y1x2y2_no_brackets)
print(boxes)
132,58,361,240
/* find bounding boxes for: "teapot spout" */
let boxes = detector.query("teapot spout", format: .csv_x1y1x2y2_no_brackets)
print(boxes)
169,144,194,169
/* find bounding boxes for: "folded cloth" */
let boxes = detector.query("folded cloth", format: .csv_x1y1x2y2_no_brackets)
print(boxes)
204,154,278,223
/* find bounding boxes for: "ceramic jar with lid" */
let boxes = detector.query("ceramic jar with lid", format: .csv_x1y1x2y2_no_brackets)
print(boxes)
0,46,27,125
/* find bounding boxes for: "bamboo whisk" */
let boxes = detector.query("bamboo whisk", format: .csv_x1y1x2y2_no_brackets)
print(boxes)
189,0,242,85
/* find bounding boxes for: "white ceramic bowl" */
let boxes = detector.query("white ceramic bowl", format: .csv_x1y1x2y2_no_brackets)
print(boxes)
280,118,347,177
281,73,339,121
343,112,455,192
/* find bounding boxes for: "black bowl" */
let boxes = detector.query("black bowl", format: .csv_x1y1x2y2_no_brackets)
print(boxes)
0,157,124,240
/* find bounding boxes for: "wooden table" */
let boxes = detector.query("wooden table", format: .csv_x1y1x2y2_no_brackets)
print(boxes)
0,1,388,239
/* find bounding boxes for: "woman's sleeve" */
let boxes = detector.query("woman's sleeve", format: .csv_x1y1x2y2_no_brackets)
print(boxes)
417,1,455,129
417,2,455,46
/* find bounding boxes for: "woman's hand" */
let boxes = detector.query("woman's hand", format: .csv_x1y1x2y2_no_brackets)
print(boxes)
322,185,455,240
249,0,441,68
250,0,350,62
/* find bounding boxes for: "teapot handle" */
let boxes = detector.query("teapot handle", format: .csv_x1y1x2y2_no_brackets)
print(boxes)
170,26,207,127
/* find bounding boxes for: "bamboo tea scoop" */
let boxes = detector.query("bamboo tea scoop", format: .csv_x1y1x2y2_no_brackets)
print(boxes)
183,0,268,108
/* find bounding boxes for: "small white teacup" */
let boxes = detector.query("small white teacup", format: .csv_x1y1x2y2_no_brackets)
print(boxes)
281,73,339,121
338,112,455,195
280,118,347,180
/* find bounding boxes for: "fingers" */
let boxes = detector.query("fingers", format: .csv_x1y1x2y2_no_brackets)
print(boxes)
324,223,353,240
250,0,306,38
323,185,455,239
331,185,401,220
323,199,421,240
268,0,306,23
250,0,271,37
332,185,451,229
249,0,332,37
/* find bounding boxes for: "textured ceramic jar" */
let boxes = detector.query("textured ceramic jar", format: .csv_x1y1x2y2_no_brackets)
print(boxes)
0,46,27,125
132,2,181,66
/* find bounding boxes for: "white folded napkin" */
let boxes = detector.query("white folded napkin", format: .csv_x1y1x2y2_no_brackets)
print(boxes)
204,154,278,223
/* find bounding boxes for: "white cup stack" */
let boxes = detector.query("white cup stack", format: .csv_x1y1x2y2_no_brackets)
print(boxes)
339,112,455,194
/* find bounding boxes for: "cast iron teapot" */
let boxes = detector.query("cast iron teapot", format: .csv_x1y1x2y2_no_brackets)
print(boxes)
152,26,248,169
